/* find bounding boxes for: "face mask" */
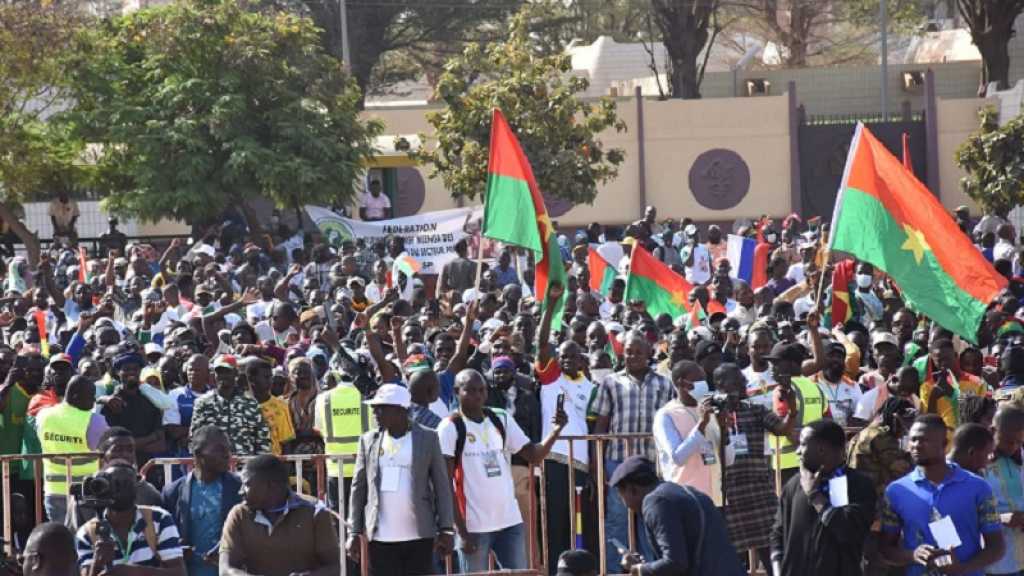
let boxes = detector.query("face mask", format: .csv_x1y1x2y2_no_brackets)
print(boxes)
856,274,873,288
690,379,710,398
478,341,492,355
765,233,777,244
590,368,612,382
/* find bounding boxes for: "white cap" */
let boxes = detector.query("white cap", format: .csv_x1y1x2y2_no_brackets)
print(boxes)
481,318,505,332
871,332,899,348
144,343,164,356
194,243,215,258
364,383,411,409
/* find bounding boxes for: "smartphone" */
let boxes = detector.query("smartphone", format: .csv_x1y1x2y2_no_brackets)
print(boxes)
557,392,566,411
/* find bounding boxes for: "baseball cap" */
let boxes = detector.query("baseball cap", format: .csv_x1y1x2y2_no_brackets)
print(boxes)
763,342,807,364
212,354,237,371
48,353,72,367
194,244,215,258
364,383,411,409
608,456,659,488
871,332,899,349
143,343,164,356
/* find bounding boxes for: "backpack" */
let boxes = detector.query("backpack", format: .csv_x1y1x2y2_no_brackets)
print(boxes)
450,408,506,467
449,408,507,521
84,505,162,565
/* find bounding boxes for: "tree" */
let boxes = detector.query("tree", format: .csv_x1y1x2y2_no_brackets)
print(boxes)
650,0,723,99
0,3,90,264
267,0,520,105
957,0,1024,92
726,0,926,68
64,0,381,228
955,106,1024,216
414,5,626,206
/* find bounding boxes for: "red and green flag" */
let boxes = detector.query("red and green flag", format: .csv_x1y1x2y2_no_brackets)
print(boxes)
625,244,693,321
588,247,616,296
827,259,856,328
830,124,1006,342
686,300,707,331
483,109,567,324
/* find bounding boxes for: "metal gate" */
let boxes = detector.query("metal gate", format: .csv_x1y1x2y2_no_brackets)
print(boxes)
798,111,927,219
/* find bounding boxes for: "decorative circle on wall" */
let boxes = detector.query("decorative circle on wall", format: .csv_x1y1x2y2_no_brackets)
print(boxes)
542,193,574,218
688,149,751,210
392,167,425,216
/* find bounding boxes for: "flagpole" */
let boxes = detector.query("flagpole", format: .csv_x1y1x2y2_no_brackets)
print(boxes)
473,233,485,294
814,250,829,314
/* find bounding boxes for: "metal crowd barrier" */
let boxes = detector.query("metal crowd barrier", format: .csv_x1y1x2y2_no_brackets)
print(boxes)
1,430,793,575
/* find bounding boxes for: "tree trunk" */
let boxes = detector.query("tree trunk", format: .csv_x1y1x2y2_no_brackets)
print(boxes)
0,202,40,266
656,2,712,100
976,28,1012,92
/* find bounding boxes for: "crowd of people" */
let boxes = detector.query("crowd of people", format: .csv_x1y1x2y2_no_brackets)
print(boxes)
2,203,1024,576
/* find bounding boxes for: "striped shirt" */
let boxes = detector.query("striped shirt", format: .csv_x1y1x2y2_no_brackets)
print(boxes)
591,368,674,461
410,404,442,429
76,506,183,568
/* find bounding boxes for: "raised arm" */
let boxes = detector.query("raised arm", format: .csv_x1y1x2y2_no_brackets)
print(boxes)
535,282,564,368
446,300,478,375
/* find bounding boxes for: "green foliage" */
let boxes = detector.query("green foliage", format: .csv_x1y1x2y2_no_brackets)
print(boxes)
414,5,626,205
955,106,1024,216
64,0,381,223
0,4,91,204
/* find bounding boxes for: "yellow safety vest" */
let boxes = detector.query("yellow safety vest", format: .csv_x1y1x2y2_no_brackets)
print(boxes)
319,385,370,478
37,403,97,496
769,376,825,470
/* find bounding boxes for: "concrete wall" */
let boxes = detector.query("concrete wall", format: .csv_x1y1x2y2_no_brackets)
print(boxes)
935,97,993,212
620,61,982,117
364,94,792,228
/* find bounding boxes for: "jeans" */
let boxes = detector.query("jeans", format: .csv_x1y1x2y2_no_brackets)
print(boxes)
458,522,527,573
604,458,655,571
44,494,67,524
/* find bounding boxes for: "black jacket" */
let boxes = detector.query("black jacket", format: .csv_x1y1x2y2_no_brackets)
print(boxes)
770,467,877,576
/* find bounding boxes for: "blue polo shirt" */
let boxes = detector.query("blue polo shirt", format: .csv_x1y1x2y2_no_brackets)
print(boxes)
880,463,1001,576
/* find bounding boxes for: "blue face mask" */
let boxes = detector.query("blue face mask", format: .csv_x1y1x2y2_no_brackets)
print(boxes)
691,380,710,399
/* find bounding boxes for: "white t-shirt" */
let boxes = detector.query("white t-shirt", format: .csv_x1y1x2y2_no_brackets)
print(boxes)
854,387,886,422
816,377,863,427
247,300,273,324
684,244,711,285
254,320,297,347
742,366,776,410
786,262,807,284
375,432,419,542
438,410,529,533
540,374,595,468
361,193,392,220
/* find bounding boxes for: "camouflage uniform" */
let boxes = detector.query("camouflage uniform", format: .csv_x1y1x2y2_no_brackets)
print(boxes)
847,421,913,506
846,421,913,576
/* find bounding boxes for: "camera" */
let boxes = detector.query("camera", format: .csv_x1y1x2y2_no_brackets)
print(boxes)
332,344,379,398
70,473,116,510
708,392,738,413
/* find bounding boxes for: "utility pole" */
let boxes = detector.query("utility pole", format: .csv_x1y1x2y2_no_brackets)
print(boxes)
880,0,889,120
339,0,351,66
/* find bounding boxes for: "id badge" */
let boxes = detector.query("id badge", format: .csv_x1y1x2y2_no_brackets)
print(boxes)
381,466,400,492
483,450,503,478
701,449,717,465
731,433,749,456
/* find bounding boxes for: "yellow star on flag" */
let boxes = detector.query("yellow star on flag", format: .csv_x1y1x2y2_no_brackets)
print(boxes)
670,289,687,307
537,212,554,243
900,224,931,265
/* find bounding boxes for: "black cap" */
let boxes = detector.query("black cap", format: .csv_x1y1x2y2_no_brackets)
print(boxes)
608,456,658,488
763,342,807,364
694,340,722,362
557,549,597,576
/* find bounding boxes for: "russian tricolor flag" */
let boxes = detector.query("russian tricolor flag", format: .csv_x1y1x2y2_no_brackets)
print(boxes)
727,234,757,285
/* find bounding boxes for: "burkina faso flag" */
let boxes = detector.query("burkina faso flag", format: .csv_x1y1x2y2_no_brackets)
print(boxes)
588,246,616,296
829,124,1006,341
625,244,693,320
483,109,567,325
